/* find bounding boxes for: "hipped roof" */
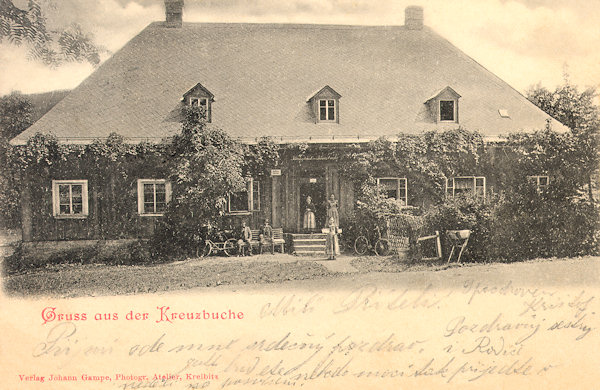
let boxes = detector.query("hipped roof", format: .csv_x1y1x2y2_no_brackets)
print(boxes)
11,21,567,145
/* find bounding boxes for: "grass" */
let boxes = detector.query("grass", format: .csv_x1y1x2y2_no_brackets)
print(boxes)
3,256,335,298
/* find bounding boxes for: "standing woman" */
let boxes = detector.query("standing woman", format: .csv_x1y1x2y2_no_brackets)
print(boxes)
325,217,340,260
326,194,339,227
303,196,316,232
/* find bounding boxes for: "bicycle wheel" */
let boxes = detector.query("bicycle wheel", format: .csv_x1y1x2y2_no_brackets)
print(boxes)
354,236,369,255
375,239,391,256
200,241,212,257
223,238,237,257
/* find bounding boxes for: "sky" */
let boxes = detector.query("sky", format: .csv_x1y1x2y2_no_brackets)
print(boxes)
1,0,599,97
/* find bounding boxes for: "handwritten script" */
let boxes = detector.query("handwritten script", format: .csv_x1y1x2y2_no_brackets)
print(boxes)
22,280,598,389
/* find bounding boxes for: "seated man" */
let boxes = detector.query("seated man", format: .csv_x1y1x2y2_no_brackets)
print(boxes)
259,219,274,254
237,220,253,256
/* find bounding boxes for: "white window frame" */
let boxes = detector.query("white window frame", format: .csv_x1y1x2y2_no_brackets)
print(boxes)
52,180,89,218
137,179,171,216
528,175,550,192
439,100,456,122
319,99,336,122
376,177,408,205
446,176,486,199
228,178,260,214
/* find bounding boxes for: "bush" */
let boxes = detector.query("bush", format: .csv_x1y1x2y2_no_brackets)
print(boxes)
423,196,494,262
3,239,157,274
490,194,599,260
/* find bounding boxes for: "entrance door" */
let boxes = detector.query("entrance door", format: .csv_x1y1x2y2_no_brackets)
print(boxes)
299,179,326,232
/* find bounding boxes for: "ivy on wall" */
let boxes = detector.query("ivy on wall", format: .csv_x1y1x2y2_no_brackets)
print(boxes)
338,128,487,206
6,117,598,260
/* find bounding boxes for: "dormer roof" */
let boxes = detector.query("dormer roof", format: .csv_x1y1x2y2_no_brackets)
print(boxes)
182,83,214,101
307,85,342,102
426,86,461,102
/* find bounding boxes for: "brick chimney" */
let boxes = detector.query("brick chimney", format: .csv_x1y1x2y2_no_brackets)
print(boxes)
405,6,424,30
165,0,184,28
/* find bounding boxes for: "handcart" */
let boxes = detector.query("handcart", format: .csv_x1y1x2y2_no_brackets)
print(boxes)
446,229,471,263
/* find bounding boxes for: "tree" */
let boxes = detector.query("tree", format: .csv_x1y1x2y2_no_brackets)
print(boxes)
526,78,599,203
151,105,247,256
0,0,102,66
0,93,33,227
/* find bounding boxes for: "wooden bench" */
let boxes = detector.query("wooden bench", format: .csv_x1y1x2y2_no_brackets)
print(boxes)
249,228,285,254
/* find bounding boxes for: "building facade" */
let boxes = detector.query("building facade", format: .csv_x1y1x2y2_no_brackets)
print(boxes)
11,2,567,243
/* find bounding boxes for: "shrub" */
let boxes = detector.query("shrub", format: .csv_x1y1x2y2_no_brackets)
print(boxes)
3,239,157,274
490,193,599,260
423,196,494,262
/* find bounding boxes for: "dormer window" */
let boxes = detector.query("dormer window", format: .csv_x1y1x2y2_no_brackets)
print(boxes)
439,100,455,122
426,86,460,124
308,85,341,124
183,83,215,122
190,97,208,111
319,99,335,121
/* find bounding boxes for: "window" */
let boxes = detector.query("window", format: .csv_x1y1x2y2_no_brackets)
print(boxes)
439,100,455,121
308,85,341,123
189,97,210,121
52,180,89,218
229,179,260,213
190,97,208,110
377,178,408,205
528,175,549,192
319,99,335,121
446,176,486,199
137,179,171,216
183,83,214,122
426,86,460,124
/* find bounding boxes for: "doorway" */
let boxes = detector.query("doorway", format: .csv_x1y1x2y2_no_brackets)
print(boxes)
299,179,326,232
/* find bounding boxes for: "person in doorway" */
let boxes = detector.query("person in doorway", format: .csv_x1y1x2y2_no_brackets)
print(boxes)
237,220,253,256
325,216,340,260
326,194,339,227
303,196,316,232
259,219,274,255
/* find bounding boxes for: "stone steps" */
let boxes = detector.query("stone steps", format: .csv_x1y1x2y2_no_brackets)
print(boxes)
291,233,327,256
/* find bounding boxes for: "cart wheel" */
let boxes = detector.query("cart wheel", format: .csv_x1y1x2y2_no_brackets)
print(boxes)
223,238,237,257
375,239,391,256
354,236,369,255
200,241,212,257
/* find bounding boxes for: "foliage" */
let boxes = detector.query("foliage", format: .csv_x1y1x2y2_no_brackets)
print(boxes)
490,192,598,260
167,105,246,220
0,0,103,66
153,105,278,257
423,196,494,262
339,128,486,205
339,125,598,262
244,137,280,177
526,79,599,203
0,93,33,227
3,239,154,274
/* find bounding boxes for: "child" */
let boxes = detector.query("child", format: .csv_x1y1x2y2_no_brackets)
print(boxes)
325,216,340,260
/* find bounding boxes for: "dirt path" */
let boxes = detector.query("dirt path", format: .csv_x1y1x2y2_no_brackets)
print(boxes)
191,256,600,293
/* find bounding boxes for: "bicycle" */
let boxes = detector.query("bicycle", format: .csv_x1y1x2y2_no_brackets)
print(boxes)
197,229,238,257
354,224,394,256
